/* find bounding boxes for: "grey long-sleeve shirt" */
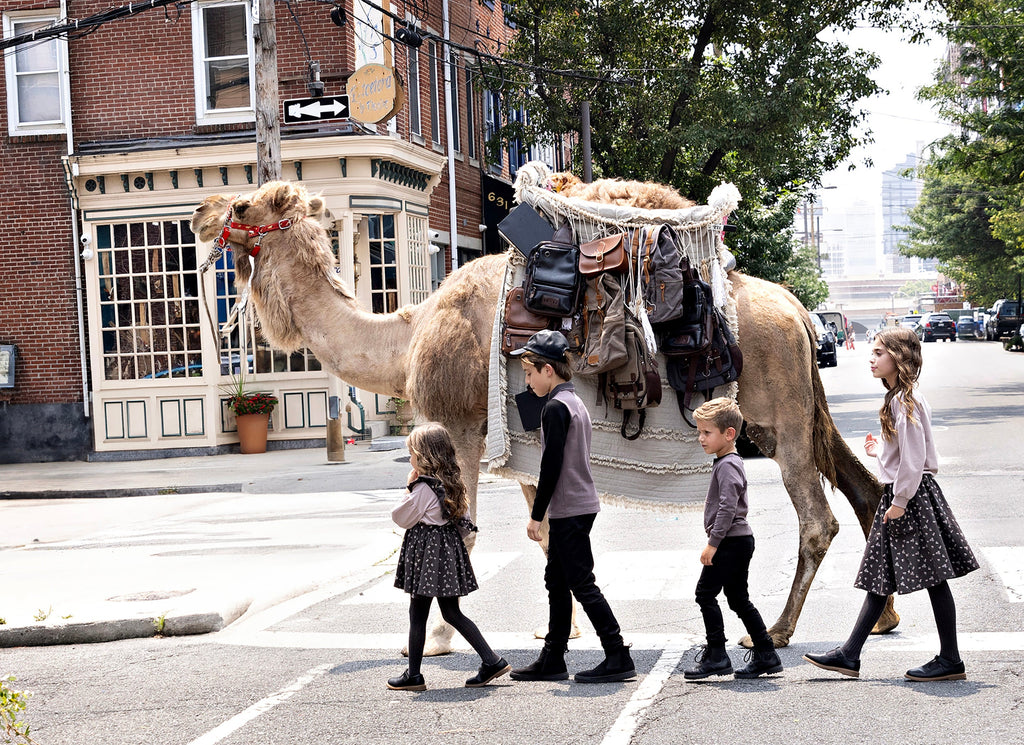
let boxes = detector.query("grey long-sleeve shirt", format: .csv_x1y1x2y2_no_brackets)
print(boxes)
703,452,753,548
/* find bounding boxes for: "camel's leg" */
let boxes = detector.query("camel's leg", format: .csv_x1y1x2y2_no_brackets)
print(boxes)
420,424,486,657
520,482,581,640
742,437,839,649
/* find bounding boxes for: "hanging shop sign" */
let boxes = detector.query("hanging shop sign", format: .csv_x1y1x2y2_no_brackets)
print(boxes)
346,63,405,125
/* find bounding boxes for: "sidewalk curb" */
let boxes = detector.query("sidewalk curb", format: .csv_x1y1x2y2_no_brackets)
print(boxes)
0,484,244,500
0,600,253,648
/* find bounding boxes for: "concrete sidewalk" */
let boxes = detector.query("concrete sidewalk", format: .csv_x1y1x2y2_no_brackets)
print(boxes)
0,440,421,647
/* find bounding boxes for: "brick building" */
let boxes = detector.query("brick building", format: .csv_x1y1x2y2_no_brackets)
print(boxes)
1,0,562,462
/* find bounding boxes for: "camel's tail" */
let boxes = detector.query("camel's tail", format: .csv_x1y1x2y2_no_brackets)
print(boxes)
804,315,883,529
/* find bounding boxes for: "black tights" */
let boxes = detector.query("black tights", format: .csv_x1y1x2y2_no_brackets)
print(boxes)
841,581,960,662
407,595,499,676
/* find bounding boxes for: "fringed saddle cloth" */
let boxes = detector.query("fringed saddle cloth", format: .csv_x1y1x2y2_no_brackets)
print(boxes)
485,162,743,508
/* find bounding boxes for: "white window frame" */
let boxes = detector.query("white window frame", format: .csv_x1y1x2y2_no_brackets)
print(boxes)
428,41,441,145
191,0,255,126
2,11,68,136
407,45,421,137
449,51,461,153
465,67,477,159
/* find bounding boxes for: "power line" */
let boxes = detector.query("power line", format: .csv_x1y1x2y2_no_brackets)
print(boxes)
0,0,186,51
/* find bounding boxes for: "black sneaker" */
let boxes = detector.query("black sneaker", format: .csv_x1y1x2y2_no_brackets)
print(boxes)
803,647,860,678
734,648,783,679
387,669,426,691
905,655,966,682
465,657,512,687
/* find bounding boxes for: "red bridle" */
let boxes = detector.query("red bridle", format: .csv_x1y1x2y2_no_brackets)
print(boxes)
214,207,303,257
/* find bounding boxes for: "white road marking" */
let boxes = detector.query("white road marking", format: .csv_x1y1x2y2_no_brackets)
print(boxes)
981,547,1024,602
601,644,690,745
343,551,521,605
186,663,332,745
596,551,695,600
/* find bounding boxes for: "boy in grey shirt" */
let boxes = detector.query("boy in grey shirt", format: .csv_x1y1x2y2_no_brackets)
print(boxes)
684,397,783,680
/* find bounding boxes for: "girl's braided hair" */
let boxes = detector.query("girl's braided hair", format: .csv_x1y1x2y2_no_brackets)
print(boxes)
407,422,468,519
875,327,922,442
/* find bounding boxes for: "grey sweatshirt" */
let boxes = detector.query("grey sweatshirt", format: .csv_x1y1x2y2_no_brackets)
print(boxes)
703,452,753,547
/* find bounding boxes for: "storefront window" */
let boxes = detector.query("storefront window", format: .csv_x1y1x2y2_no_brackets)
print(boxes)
368,214,399,313
96,220,201,380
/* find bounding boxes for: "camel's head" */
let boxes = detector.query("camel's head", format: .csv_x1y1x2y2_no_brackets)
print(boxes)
190,193,235,242
550,171,583,193
230,180,311,230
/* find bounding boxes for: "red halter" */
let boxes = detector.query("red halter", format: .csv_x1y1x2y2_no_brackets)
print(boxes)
228,216,303,256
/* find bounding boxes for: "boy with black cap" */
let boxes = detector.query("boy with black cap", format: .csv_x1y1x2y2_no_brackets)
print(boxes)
509,329,635,684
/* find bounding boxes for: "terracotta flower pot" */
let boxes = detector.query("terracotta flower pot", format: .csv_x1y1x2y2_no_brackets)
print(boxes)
236,412,270,454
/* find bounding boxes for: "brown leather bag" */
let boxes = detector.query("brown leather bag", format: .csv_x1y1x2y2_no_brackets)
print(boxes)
502,285,550,354
578,233,630,276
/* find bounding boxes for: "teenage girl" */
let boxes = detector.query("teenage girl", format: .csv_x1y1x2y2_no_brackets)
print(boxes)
804,327,979,681
388,421,510,691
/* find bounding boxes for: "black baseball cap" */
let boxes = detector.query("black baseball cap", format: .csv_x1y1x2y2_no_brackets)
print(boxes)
510,329,569,361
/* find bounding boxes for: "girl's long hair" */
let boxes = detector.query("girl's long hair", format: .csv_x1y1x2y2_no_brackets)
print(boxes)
876,327,923,442
407,422,468,519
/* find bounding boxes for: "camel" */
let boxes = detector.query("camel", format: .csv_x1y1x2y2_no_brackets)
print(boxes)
191,179,898,652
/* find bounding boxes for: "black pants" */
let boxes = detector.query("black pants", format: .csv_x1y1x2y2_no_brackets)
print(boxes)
545,512,623,649
694,534,771,649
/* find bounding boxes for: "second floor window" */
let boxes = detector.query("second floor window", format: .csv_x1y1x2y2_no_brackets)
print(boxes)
429,41,441,145
192,0,254,124
449,52,461,152
2,13,68,136
407,46,421,137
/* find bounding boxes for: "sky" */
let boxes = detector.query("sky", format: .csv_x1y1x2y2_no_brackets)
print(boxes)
815,20,955,275
824,23,953,200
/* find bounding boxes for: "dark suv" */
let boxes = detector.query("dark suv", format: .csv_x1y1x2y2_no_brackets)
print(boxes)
985,299,1021,340
916,312,957,342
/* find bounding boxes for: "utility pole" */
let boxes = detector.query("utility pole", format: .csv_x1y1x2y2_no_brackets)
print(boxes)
254,0,282,184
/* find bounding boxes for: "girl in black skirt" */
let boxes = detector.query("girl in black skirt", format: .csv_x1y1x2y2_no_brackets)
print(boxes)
387,422,510,691
804,327,978,682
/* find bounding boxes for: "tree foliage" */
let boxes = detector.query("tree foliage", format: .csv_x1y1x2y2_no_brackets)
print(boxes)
484,0,922,300
905,0,1024,307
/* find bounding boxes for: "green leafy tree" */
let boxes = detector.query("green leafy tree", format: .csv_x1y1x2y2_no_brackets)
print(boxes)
1,677,33,744
906,0,1024,306
486,0,920,283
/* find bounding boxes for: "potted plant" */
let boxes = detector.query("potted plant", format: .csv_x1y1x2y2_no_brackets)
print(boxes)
223,377,278,454
390,396,414,436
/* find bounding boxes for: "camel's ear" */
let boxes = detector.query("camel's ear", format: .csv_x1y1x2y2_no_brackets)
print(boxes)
307,196,328,221
269,183,301,215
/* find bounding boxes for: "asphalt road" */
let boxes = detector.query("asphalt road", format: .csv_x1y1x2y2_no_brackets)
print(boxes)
3,338,1023,745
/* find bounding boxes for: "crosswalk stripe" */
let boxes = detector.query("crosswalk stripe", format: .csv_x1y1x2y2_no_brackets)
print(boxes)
980,547,1024,602
342,551,521,605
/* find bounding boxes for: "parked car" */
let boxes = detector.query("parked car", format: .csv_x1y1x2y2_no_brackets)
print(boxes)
817,311,848,344
956,312,986,340
916,312,957,342
899,313,923,331
985,299,1021,340
811,312,838,367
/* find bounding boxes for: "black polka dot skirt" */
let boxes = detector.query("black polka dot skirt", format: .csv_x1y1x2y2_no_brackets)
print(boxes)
394,522,479,598
855,474,979,596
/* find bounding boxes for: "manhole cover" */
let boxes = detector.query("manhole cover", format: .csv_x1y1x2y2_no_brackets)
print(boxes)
106,589,196,602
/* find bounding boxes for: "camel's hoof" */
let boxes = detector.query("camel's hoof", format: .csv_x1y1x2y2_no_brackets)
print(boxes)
422,639,453,657
532,624,582,640
871,596,900,635
739,630,791,649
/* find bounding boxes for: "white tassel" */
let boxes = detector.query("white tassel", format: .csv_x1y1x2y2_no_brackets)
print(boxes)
513,161,553,204
708,182,741,214
711,257,729,310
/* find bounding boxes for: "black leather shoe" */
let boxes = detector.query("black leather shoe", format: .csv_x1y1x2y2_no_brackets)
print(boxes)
575,645,637,683
465,657,511,687
803,647,860,678
510,642,569,681
734,647,784,679
905,655,966,681
387,669,426,691
683,645,733,680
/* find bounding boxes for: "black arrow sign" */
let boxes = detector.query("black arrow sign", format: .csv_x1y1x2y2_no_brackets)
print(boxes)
283,96,350,124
